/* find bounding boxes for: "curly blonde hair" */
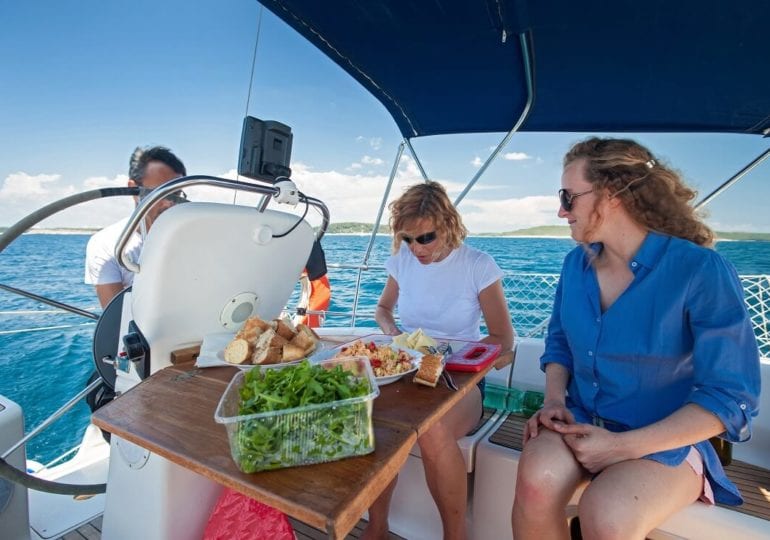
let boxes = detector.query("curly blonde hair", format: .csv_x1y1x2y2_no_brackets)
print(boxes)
564,137,714,247
389,181,467,253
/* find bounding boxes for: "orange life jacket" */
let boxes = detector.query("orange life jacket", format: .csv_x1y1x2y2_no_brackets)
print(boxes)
299,274,331,328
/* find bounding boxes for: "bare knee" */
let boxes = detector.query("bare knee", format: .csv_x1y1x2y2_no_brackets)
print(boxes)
513,433,585,517
418,421,454,461
514,460,568,513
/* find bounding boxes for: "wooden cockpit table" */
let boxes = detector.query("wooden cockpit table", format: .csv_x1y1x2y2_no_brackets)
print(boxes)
91,338,501,539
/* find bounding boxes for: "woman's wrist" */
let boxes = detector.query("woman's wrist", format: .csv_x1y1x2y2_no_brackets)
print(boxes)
543,394,565,407
379,322,400,335
614,431,641,460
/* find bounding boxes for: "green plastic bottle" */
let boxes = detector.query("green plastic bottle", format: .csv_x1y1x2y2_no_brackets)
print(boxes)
522,390,545,418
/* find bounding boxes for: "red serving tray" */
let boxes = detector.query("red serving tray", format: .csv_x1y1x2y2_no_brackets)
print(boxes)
443,340,501,372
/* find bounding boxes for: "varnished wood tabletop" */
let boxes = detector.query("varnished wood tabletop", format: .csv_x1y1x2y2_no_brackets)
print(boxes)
92,337,499,539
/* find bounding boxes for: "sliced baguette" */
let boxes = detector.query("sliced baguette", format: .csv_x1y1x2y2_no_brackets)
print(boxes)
414,353,443,387
296,323,320,340
253,346,283,365
223,338,252,365
282,343,306,362
251,329,283,365
236,316,271,342
275,318,297,341
290,329,315,352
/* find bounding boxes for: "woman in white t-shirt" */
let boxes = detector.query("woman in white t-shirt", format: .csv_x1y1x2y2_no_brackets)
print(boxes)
363,181,514,540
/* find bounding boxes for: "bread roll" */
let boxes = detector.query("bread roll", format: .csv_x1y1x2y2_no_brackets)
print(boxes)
223,338,252,365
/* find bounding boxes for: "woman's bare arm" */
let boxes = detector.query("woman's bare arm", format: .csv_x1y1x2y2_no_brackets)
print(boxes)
478,279,514,353
525,362,575,440
375,276,402,335
554,403,725,472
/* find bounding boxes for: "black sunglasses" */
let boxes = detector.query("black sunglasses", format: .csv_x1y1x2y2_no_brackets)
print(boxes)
558,188,593,212
402,231,437,245
138,186,188,205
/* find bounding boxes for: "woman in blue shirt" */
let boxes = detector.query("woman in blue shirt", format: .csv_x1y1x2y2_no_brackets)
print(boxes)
512,138,760,539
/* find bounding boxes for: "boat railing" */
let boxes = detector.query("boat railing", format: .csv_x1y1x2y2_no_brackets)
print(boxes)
740,274,770,359
313,266,770,358
4,271,769,357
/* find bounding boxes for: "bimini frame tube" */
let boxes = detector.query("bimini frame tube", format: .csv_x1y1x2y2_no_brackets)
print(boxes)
350,142,405,326
695,146,770,209
404,138,430,182
454,31,535,206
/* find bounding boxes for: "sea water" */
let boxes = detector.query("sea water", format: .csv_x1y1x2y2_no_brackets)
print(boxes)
1,234,769,463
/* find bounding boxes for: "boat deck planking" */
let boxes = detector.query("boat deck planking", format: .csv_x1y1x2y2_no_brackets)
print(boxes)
60,516,407,540
57,515,102,540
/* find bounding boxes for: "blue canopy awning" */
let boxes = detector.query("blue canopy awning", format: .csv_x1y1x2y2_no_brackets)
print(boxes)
260,1,770,138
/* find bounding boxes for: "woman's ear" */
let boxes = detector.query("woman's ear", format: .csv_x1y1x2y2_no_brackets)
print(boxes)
127,179,138,188
605,190,624,209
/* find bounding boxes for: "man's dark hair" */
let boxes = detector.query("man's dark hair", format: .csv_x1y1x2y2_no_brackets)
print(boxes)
128,146,187,185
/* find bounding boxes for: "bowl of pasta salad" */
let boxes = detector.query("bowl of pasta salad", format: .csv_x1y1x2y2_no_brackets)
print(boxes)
320,335,422,386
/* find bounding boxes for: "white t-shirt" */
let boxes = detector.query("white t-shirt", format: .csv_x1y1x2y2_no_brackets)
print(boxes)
84,217,142,287
385,243,503,341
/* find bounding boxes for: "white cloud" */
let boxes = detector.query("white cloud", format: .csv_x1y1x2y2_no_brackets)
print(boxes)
0,164,558,233
0,172,69,199
82,174,129,189
502,152,531,161
0,169,247,229
369,138,382,150
460,195,561,233
346,155,384,171
479,149,534,163
0,171,85,228
286,156,470,227
356,136,382,150
361,155,384,166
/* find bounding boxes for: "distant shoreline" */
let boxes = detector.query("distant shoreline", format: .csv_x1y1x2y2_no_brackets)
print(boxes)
3,227,769,242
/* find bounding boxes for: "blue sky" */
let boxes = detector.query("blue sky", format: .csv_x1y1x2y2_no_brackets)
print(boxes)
2,0,769,233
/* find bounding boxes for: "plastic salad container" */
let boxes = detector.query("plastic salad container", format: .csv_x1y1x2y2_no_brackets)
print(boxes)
214,357,379,473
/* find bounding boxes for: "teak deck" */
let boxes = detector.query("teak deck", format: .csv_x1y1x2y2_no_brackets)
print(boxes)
58,515,408,540
91,348,492,539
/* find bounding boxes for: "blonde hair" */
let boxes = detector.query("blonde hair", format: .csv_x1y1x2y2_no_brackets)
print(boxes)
389,181,467,253
564,137,714,247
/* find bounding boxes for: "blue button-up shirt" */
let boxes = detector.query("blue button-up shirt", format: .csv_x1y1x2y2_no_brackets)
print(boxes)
541,232,761,505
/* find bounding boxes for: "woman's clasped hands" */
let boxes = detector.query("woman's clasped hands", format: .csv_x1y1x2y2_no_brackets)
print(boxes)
525,400,631,473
